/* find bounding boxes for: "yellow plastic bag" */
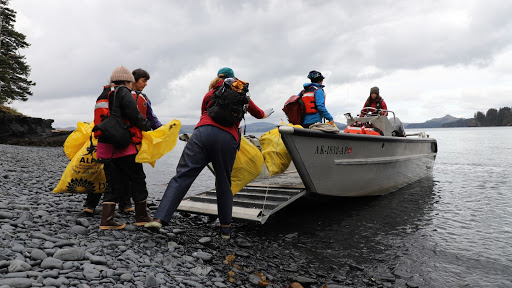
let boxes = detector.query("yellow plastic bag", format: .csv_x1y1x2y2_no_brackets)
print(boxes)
259,123,302,176
63,122,95,160
135,120,181,167
231,137,264,195
54,136,106,194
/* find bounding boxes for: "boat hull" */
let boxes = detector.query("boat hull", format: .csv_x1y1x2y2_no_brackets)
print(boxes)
279,126,437,196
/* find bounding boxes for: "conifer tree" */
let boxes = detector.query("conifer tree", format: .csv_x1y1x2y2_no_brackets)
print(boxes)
0,0,35,104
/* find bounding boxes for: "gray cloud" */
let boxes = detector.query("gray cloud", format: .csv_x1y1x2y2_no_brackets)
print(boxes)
9,0,512,127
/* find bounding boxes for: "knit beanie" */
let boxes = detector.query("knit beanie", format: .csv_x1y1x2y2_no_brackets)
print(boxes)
110,66,135,82
217,67,235,78
370,86,379,95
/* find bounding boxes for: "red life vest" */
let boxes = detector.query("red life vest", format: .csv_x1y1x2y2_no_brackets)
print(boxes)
93,86,115,139
300,86,324,114
129,91,148,144
93,86,148,144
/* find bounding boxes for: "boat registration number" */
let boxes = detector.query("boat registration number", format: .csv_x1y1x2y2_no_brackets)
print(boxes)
314,145,352,155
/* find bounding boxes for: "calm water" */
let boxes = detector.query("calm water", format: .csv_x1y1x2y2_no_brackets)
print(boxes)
144,127,512,287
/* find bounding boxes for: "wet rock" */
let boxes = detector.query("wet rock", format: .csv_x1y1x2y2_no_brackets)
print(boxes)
70,225,89,235
43,277,70,286
190,265,212,276
87,254,108,265
30,249,48,261
4,272,28,278
145,274,158,287
7,259,31,272
0,278,37,288
40,257,63,269
198,237,212,244
0,211,14,219
10,211,33,225
83,266,101,280
53,248,85,261
192,251,213,262
235,238,252,247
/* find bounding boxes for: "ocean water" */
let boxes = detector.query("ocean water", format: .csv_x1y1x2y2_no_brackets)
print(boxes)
144,127,512,287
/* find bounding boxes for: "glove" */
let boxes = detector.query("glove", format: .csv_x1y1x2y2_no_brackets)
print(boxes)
264,108,274,118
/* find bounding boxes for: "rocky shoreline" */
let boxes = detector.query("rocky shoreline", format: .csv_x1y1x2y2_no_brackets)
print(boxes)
0,144,377,288
0,111,71,147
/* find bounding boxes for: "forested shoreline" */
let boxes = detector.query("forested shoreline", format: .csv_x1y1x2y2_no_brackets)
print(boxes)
443,107,512,127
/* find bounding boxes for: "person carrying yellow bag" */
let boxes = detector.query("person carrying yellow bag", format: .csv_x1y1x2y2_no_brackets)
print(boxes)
259,123,301,176
54,136,106,195
145,67,274,240
135,119,182,167
63,122,95,160
231,136,264,195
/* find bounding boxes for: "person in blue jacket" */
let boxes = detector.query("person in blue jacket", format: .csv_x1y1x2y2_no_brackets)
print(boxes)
300,70,334,128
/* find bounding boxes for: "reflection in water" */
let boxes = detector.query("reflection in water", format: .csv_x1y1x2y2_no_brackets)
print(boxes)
235,177,437,285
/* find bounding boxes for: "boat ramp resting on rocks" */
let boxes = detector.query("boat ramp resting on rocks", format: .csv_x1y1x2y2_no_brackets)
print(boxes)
0,144,386,288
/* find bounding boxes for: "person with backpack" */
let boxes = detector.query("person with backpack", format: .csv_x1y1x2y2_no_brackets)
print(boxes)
145,67,273,239
93,65,154,230
82,68,162,216
360,86,388,117
299,70,334,128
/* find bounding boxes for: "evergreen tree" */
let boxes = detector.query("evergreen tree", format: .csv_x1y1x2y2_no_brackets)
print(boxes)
485,108,498,126
474,111,486,126
0,0,35,104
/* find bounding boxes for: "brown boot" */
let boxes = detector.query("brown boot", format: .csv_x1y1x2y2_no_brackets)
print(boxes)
135,199,152,226
100,202,126,230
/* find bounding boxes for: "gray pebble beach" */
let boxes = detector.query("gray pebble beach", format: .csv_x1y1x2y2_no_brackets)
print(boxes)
0,144,373,288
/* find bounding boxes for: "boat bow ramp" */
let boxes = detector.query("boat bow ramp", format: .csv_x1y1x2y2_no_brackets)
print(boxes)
177,184,306,224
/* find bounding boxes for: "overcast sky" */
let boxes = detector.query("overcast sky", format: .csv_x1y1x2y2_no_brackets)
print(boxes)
8,0,512,128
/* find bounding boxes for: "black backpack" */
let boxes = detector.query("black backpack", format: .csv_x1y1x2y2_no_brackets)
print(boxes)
207,81,250,126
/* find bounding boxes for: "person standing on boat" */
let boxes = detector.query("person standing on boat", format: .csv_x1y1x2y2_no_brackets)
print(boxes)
360,86,388,117
145,67,273,239
299,70,334,128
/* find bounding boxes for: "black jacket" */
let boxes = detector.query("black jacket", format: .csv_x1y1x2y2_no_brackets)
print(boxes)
107,85,151,131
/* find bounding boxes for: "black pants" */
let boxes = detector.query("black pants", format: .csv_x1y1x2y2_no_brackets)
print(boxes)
83,181,132,208
102,154,148,203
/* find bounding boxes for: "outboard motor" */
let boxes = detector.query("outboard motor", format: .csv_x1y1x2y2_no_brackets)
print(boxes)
392,117,406,137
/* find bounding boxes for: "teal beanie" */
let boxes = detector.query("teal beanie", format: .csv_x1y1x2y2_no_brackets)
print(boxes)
217,67,235,78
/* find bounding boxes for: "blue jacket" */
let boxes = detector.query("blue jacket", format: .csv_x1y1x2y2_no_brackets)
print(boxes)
301,83,333,125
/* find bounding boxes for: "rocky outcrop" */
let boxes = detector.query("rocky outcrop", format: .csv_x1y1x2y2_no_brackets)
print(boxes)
0,111,71,146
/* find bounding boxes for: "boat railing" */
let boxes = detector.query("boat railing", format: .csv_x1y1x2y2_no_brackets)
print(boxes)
344,109,396,136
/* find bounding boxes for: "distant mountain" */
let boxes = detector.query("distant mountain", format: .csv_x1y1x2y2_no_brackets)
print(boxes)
405,115,461,128
442,118,478,127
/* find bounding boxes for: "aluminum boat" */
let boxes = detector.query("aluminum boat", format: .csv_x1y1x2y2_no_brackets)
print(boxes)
279,110,437,196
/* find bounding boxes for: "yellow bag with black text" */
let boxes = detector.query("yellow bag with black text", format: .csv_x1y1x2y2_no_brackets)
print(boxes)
135,119,181,167
259,123,302,176
63,122,95,160
231,136,264,195
53,136,106,194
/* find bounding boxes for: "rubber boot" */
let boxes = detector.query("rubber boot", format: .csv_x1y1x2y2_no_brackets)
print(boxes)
99,202,126,230
135,199,152,226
